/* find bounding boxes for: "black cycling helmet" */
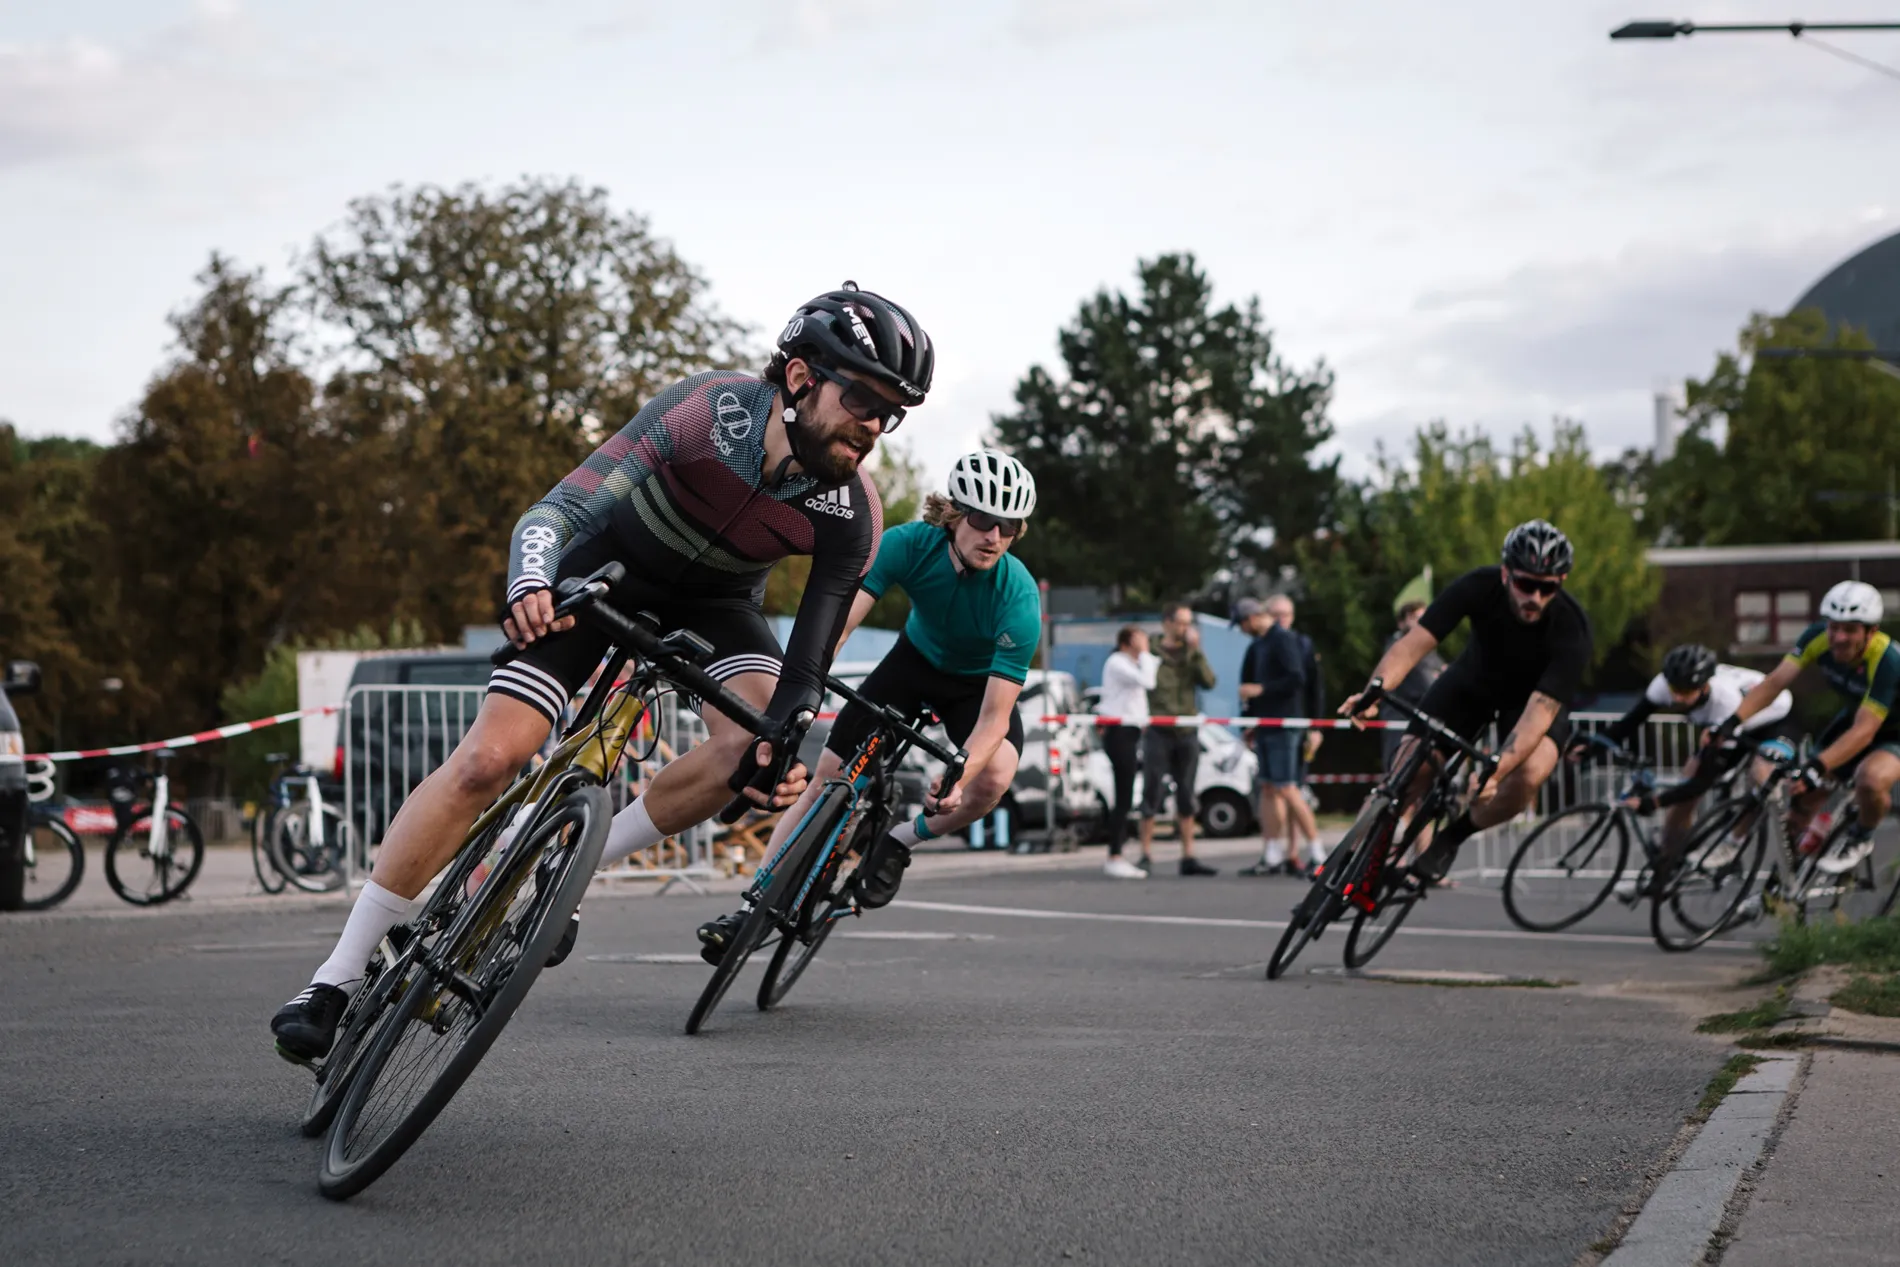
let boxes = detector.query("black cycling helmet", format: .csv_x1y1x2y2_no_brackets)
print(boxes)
1501,519,1574,576
1661,643,1718,691
777,282,934,406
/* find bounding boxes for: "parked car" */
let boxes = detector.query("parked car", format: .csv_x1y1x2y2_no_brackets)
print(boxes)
343,652,492,843
1076,689,1260,837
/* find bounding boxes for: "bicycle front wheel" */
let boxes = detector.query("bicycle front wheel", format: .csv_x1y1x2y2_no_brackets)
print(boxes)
252,810,288,895
687,783,852,1035
319,783,608,1200
758,812,870,1011
1500,803,1629,933
104,809,205,905
22,815,85,910
1267,804,1389,981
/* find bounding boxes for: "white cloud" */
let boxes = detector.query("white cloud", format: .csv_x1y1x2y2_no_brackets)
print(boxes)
0,3,306,170
1011,0,1217,45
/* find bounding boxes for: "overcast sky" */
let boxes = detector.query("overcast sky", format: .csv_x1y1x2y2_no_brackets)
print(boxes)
3,0,1896,484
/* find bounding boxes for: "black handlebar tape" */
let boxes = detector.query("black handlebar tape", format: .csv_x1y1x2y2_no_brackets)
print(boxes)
491,642,521,666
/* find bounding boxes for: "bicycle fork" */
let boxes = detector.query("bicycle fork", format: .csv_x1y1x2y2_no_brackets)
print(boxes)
149,772,172,861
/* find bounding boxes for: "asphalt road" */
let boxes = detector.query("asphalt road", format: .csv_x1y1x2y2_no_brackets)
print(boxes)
2,857,1769,1266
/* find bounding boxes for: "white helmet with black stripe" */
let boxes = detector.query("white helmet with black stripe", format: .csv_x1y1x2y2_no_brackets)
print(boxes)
947,450,1037,519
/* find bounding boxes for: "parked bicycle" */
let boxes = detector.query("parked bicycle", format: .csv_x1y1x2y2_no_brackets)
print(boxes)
102,750,204,906
686,694,965,1035
22,801,86,911
1266,692,1496,980
255,752,348,894
307,562,795,1201
1500,733,1746,933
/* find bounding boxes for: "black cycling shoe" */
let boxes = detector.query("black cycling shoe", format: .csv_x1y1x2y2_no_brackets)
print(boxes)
697,911,747,966
856,834,912,910
545,912,580,968
271,983,349,1066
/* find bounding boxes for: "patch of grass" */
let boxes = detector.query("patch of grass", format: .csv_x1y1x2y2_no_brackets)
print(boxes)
1698,987,1790,1034
1694,1053,1763,1119
1759,914,1900,977
1736,1030,1809,1050
1829,972,1900,1018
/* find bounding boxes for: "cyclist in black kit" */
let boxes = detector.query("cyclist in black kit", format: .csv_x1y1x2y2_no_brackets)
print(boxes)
270,283,935,1064
1340,520,1593,884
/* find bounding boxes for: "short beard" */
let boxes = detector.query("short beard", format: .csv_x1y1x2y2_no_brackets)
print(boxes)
799,412,869,485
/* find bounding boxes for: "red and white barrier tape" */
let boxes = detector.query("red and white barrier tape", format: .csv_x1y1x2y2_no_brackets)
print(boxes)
25,706,340,763
1034,714,1398,730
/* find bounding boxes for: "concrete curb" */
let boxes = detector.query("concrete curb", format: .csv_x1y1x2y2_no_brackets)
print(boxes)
1599,1053,1803,1267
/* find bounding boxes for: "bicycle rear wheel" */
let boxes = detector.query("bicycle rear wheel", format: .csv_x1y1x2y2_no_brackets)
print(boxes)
1343,879,1418,970
686,783,851,1035
252,809,288,895
274,805,348,893
318,784,608,1200
1266,805,1387,981
758,813,871,1011
1652,801,1766,952
1500,803,1628,933
104,809,204,905
22,815,85,910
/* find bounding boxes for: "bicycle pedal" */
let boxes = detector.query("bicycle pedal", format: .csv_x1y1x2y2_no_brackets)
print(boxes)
274,1041,320,1073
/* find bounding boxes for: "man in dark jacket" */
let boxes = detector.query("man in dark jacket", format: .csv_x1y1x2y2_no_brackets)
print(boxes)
1137,601,1220,876
1238,595,1314,874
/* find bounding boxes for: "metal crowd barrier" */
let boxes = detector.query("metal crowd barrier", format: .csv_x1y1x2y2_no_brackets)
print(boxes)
340,682,718,894
1460,712,1697,885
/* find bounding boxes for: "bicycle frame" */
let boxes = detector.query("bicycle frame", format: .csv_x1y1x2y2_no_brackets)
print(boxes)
147,766,172,861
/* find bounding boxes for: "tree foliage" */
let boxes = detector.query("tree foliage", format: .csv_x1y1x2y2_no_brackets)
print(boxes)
990,254,1336,606
1651,309,1900,545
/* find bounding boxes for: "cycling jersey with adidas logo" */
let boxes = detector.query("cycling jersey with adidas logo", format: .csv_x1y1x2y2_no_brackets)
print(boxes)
504,370,882,727
861,521,1041,682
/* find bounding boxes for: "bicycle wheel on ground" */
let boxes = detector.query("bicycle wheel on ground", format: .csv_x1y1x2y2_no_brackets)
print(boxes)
274,804,348,893
1652,801,1766,952
300,933,413,1138
758,812,872,1011
1343,872,1418,970
22,815,85,910
1500,802,1628,933
1266,805,1388,981
686,783,852,1035
252,810,288,895
318,783,608,1200
104,808,205,905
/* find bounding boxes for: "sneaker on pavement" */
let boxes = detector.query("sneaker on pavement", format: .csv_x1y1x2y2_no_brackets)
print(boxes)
1237,860,1277,877
857,834,912,909
696,911,747,966
1179,856,1219,877
1104,857,1148,880
1817,833,1876,875
1134,855,1153,872
272,984,349,1066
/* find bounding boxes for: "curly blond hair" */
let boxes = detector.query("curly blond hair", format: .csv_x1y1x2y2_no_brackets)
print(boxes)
921,492,1029,541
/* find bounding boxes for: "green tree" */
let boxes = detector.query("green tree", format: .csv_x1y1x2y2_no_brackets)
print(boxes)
1295,422,1659,702
307,178,753,635
1652,310,1900,545
990,254,1337,606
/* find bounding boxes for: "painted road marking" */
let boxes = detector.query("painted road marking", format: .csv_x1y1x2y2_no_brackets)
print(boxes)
836,930,997,941
887,898,1758,951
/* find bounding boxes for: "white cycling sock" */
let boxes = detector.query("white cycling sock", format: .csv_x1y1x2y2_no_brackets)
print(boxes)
312,880,411,994
888,813,936,848
598,797,663,870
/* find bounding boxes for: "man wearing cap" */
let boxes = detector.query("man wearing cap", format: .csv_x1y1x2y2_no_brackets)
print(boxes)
1238,595,1313,876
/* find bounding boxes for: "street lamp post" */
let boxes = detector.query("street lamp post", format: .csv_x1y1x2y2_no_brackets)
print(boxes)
1611,20,1900,39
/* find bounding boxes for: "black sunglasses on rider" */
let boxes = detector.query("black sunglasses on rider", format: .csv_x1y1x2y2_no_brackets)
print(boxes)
1506,569,1564,598
957,505,1024,539
808,363,907,432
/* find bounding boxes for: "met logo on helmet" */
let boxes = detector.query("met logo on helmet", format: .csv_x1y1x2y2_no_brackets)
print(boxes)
805,486,854,519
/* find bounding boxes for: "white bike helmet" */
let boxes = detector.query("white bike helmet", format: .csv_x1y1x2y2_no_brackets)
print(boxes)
947,450,1037,519
1820,579,1884,625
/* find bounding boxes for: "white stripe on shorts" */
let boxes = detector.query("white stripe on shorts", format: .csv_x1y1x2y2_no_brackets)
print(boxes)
489,662,568,722
707,654,781,682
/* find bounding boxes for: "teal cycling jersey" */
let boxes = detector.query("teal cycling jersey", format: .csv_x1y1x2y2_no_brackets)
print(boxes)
861,521,1042,683
1786,621,1900,725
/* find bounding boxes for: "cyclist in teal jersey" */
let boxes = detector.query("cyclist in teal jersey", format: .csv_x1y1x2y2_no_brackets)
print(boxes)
698,450,1040,959
1726,580,1900,873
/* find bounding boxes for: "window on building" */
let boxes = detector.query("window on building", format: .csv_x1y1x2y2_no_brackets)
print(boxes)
1883,589,1900,620
1734,590,1810,647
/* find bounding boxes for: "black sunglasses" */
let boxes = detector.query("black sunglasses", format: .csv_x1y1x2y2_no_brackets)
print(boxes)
1507,569,1564,598
809,363,906,432
958,506,1024,539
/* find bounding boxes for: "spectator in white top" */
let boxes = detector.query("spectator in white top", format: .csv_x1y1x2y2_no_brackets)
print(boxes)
1097,624,1158,879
